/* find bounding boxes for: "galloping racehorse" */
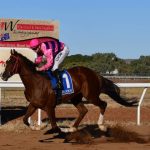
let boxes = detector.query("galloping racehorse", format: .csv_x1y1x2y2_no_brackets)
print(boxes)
1,49,138,133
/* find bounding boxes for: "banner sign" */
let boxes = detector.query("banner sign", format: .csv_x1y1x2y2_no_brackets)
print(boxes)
0,18,59,47
0,18,59,82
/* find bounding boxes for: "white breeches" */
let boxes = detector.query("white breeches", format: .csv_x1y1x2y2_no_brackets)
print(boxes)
52,45,70,71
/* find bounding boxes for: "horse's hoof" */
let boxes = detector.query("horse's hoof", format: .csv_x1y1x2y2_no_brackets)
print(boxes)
30,125,38,130
40,122,48,130
53,127,61,133
30,122,47,131
60,127,77,133
30,125,41,130
44,127,61,134
98,124,107,132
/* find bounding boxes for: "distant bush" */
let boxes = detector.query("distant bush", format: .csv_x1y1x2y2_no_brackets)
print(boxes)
61,53,150,75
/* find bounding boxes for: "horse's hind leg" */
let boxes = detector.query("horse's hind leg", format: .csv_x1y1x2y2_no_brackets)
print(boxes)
73,102,88,128
92,98,107,130
60,94,88,132
71,94,88,131
61,94,88,132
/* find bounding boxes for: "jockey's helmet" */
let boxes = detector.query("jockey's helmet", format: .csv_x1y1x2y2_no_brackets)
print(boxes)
29,39,39,49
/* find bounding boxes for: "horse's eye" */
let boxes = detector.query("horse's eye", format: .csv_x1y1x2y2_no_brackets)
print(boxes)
7,58,15,63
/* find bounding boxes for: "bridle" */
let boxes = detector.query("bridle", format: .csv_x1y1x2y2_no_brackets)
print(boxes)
5,55,21,77
3,54,35,79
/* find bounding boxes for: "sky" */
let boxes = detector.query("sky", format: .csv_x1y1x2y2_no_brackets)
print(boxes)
0,0,150,59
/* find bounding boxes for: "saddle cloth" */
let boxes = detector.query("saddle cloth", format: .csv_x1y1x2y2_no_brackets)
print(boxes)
47,70,74,95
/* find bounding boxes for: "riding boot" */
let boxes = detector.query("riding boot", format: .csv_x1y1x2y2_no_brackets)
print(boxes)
55,69,62,104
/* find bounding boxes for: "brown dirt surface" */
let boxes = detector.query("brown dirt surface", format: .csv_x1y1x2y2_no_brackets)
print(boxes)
0,105,150,150
0,78,150,149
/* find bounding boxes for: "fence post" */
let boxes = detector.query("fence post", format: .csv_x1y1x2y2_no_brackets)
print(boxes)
38,109,41,126
137,88,147,125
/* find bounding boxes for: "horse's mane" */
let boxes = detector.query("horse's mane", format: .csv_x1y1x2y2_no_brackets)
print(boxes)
15,51,50,78
16,52,36,72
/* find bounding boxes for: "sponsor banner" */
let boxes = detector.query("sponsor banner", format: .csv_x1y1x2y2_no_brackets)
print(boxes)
0,18,59,48
0,18,59,82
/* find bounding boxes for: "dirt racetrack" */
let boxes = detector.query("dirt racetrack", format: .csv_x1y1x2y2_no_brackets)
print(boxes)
0,78,150,149
0,124,150,150
0,105,150,150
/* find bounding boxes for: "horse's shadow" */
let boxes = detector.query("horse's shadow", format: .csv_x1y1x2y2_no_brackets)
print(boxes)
1,106,27,124
39,124,108,143
39,124,150,144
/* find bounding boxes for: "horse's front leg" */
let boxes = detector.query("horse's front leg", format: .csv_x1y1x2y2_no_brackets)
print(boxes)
23,103,36,126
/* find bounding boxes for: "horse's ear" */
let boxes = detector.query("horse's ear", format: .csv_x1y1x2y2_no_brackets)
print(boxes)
10,49,14,55
10,49,13,55
10,49,17,55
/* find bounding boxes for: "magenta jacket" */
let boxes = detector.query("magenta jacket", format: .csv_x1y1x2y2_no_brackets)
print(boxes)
35,40,65,71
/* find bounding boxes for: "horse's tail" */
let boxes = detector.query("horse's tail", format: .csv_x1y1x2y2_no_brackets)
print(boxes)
101,77,138,107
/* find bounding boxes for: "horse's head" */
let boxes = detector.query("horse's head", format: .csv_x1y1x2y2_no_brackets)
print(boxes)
1,49,20,81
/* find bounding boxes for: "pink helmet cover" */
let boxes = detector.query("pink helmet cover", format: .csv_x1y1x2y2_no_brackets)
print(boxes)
29,39,39,48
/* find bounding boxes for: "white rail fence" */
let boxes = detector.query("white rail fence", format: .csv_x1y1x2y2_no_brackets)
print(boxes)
0,82,150,126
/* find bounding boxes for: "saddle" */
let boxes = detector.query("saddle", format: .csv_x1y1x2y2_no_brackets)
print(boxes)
46,70,74,95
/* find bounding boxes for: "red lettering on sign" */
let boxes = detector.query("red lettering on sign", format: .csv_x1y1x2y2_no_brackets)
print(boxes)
17,24,54,31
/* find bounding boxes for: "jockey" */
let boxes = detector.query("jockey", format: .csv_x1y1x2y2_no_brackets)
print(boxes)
29,38,69,103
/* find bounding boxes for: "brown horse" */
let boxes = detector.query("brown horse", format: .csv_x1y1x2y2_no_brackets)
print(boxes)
1,49,138,133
